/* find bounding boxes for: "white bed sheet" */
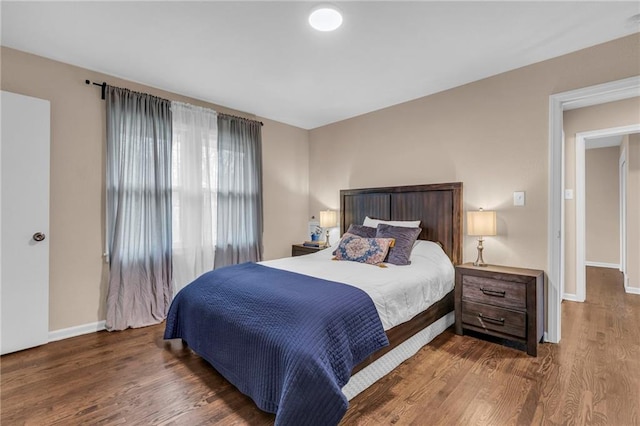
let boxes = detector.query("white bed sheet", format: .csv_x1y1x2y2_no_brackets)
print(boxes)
261,240,454,331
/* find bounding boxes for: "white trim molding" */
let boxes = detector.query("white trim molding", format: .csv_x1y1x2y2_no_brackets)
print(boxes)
562,293,582,302
620,147,627,276
575,132,587,303
561,77,640,111
547,75,640,344
625,285,640,295
585,261,621,269
48,320,106,342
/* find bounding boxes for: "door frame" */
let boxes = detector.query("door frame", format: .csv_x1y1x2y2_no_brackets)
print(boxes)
575,124,639,302
547,76,640,343
620,145,627,283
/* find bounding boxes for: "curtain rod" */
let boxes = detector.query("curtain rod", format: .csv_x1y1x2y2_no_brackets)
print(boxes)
218,112,263,127
85,79,107,100
85,79,169,102
86,79,263,126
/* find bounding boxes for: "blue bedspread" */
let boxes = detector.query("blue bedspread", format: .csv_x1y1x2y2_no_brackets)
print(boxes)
164,262,388,425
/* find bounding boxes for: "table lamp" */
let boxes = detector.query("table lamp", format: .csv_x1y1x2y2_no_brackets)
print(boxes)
467,208,497,267
319,210,338,247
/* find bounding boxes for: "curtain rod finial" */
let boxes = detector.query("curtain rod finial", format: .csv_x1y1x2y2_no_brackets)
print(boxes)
85,79,90,85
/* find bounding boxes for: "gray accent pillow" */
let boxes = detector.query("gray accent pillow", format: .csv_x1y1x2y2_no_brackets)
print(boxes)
346,224,377,238
375,223,421,265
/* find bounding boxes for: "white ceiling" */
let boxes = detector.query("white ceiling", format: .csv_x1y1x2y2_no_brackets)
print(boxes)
2,1,639,129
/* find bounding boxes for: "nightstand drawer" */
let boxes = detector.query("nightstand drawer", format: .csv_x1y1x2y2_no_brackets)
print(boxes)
291,244,324,257
461,301,526,338
462,275,526,310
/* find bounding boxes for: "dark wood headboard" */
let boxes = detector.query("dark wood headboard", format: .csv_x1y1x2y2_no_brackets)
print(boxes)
339,182,463,265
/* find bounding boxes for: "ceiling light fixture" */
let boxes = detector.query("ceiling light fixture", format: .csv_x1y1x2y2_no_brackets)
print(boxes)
309,5,343,32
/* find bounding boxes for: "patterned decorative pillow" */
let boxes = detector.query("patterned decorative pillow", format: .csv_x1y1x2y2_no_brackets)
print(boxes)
375,223,421,265
333,233,395,265
345,224,377,238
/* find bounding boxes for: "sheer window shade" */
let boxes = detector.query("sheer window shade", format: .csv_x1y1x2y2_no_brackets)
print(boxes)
171,102,218,294
105,86,173,331
215,115,263,268
105,88,263,330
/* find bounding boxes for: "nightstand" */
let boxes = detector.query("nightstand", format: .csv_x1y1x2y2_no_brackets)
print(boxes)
291,244,325,257
454,263,544,356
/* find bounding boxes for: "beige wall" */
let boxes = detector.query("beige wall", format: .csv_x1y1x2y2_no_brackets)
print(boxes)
627,134,640,290
563,98,640,296
309,34,640,275
0,47,309,331
585,146,620,264
260,118,310,259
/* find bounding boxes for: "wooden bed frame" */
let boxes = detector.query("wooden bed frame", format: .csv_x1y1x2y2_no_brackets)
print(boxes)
341,182,463,373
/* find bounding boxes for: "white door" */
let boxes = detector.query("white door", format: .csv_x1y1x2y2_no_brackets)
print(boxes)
0,91,50,355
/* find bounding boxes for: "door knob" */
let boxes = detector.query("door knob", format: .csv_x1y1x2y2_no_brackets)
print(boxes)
33,232,46,242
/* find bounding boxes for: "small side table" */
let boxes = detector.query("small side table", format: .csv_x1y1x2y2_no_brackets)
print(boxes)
455,263,544,356
291,244,325,257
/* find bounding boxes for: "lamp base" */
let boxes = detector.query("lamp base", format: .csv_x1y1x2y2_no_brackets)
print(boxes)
473,237,488,267
325,229,331,247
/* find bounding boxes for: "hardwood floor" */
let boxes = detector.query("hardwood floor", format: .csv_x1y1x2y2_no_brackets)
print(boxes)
2,266,638,425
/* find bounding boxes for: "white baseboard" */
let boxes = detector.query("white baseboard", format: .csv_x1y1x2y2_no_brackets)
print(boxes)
585,261,620,269
48,320,106,342
624,285,640,295
562,293,583,302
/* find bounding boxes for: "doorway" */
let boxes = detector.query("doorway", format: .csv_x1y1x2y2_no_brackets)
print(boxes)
575,125,640,302
547,76,640,343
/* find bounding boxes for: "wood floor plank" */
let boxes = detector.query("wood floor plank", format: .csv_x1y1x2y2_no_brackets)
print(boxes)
2,266,638,425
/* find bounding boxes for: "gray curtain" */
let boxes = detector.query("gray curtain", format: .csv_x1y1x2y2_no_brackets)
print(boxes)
105,86,172,331
214,115,263,268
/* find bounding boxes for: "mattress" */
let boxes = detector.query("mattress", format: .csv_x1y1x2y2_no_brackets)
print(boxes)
261,239,455,331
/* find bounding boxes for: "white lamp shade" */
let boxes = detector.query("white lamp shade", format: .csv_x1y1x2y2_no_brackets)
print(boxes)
467,210,497,236
319,210,338,228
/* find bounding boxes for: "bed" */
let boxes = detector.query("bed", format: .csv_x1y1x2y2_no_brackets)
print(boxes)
164,182,462,425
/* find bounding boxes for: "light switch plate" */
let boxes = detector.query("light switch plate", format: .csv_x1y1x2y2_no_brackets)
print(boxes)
564,189,574,200
514,191,525,206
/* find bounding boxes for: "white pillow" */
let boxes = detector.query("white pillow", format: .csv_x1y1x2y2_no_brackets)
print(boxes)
363,216,420,228
410,239,443,257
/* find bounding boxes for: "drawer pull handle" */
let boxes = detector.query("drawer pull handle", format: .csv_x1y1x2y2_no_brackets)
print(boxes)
478,313,505,325
480,287,506,297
